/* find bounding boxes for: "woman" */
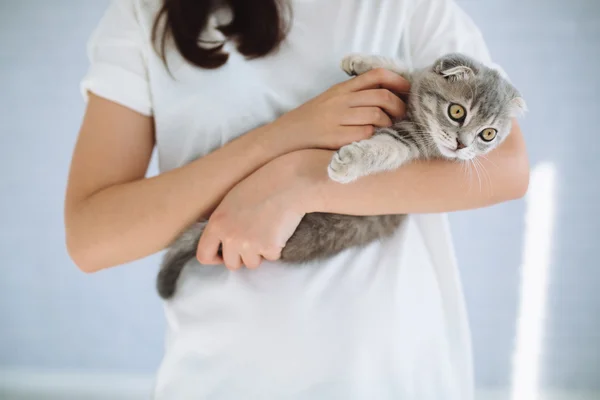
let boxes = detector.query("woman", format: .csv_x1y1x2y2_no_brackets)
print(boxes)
65,0,529,398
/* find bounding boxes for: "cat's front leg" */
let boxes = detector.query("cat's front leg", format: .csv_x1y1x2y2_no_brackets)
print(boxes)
341,54,412,81
328,132,417,184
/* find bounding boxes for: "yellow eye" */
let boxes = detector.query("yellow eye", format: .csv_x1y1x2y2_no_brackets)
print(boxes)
480,128,497,142
448,104,466,122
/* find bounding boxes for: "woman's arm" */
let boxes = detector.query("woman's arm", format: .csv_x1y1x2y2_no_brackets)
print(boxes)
300,121,529,215
65,69,409,273
193,122,527,270
65,95,285,273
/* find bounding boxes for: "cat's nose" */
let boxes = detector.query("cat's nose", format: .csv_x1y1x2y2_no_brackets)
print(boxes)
456,138,466,150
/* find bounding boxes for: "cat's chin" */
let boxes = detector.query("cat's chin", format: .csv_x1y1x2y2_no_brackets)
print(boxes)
436,144,459,159
435,143,477,161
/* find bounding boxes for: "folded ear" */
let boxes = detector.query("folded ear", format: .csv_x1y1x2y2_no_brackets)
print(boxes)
433,53,478,82
510,96,528,117
439,65,474,81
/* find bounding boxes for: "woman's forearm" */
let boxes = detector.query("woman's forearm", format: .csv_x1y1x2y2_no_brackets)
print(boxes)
298,124,529,215
68,69,411,273
67,113,289,272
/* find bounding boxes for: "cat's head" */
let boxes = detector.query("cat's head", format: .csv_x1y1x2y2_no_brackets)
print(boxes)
412,53,527,160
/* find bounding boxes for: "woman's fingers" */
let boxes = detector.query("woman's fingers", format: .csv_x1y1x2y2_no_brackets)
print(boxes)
240,250,262,270
338,68,411,95
342,107,393,128
196,221,264,271
346,89,406,119
261,246,282,262
198,232,262,270
196,225,223,265
222,242,243,271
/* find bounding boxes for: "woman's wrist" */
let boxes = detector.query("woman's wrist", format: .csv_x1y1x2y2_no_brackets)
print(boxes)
275,149,334,214
248,118,306,159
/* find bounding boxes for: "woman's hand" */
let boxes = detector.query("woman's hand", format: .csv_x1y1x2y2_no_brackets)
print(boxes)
268,68,410,153
194,69,410,271
195,154,318,270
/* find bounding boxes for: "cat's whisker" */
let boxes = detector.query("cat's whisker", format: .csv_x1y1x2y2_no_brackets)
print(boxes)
465,160,474,192
479,154,499,169
474,157,493,197
470,159,483,193
473,158,486,196
459,161,472,192
476,158,490,194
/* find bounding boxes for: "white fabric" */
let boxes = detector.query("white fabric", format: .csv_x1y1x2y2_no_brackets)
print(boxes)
81,0,502,398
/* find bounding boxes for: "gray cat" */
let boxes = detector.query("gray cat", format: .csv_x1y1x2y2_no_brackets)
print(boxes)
157,52,527,299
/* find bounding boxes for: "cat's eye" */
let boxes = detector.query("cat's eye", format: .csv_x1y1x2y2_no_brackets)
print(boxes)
448,104,466,123
479,128,497,142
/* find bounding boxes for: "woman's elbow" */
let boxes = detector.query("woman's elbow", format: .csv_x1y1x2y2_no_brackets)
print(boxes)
508,168,529,201
502,121,530,201
502,147,530,201
66,233,102,274
64,214,108,274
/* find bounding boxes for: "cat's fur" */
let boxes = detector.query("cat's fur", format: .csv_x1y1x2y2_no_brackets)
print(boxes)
157,53,526,299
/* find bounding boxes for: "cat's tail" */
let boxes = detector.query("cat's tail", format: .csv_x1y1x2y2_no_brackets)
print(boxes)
281,213,405,263
156,222,206,299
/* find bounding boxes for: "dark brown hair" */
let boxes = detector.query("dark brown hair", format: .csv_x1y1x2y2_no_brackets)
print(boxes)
153,0,291,69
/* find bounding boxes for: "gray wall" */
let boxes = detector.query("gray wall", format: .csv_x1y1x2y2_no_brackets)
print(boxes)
0,0,165,373
0,0,598,393
454,0,600,390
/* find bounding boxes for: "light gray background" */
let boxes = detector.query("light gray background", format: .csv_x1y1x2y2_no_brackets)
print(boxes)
0,0,598,395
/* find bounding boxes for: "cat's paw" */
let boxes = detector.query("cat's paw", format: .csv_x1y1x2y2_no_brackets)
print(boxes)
327,145,366,183
341,54,374,77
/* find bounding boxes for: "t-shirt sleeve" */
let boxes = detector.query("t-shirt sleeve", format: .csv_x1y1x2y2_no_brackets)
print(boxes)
80,0,153,116
403,0,507,78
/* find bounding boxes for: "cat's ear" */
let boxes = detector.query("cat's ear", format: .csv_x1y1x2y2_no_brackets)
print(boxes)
439,65,475,81
509,96,528,117
433,53,478,82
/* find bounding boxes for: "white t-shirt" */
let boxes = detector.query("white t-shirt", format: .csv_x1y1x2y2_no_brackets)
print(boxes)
81,1,500,398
